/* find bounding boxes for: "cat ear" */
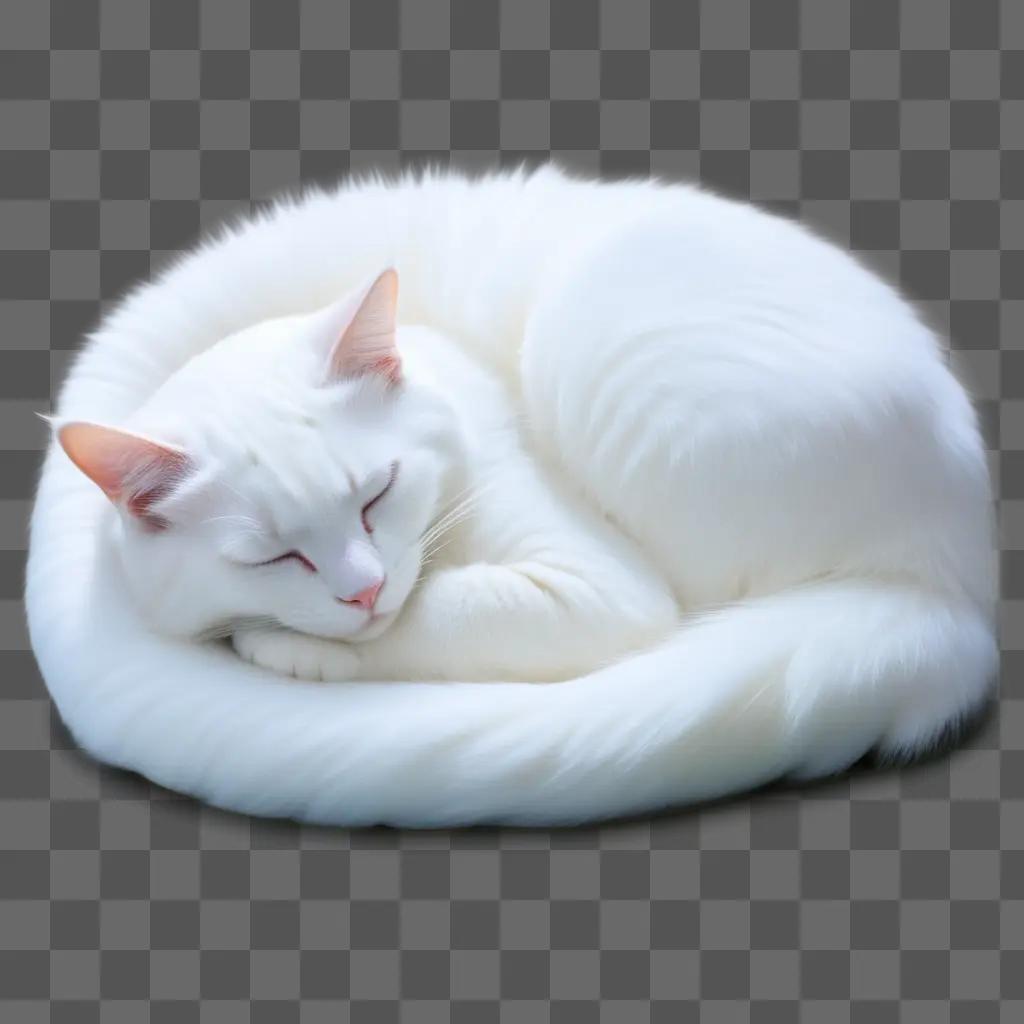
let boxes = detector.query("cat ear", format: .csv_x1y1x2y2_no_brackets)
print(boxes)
57,421,192,529
324,268,401,386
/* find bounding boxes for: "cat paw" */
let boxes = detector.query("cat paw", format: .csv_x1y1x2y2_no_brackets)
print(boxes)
232,628,360,682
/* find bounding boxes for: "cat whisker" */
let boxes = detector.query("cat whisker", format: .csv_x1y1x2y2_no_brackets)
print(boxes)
433,478,487,521
419,489,482,549
198,614,280,643
420,511,470,550
420,494,475,543
421,535,458,564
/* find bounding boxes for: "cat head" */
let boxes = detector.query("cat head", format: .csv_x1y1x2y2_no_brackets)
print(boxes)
57,269,466,642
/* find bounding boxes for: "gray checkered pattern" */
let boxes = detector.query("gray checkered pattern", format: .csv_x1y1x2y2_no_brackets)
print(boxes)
1,0,1019,1018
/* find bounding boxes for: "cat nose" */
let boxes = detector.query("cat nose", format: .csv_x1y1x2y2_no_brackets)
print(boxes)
339,580,383,611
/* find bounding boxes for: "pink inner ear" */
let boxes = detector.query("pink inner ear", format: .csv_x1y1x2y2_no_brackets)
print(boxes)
58,421,191,529
121,455,190,529
327,268,402,385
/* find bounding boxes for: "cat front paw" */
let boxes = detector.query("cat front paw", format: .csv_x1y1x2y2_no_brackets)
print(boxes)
232,628,360,682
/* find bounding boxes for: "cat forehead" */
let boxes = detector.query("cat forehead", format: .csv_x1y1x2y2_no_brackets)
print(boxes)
135,369,400,486
213,442,402,545
212,439,357,532
214,408,392,492
128,307,408,495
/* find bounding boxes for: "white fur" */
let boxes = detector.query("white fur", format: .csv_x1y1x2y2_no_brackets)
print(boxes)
26,167,997,826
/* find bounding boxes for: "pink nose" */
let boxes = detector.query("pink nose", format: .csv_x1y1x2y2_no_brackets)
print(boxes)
341,580,382,611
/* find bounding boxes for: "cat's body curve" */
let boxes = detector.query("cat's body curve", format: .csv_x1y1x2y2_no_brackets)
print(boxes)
26,167,997,825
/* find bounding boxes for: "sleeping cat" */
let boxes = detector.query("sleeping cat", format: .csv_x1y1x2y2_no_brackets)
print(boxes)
59,267,678,681
35,167,997,824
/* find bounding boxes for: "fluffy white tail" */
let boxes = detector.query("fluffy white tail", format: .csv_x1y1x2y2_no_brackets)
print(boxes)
27,459,995,826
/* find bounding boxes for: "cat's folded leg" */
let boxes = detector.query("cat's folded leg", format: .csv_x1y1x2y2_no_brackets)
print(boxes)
234,554,675,683
349,559,678,683
232,546,677,683
233,627,360,682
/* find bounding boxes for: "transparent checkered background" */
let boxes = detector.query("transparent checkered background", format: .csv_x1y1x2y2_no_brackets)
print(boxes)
1,0,1021,1019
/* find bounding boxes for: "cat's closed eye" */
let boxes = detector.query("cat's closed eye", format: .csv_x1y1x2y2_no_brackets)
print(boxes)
255,551,317,572
361,461,399,534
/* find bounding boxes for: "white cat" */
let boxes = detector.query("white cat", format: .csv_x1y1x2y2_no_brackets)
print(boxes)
27,167,998,826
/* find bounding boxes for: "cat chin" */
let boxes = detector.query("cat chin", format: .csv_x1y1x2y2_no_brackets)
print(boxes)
346,609,398,642
273,606,399,644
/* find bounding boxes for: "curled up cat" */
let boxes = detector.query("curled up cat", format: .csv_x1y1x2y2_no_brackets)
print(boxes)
56,267,679,685
27,167,997,825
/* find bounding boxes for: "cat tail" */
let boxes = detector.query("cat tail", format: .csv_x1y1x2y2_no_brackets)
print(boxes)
27,462,996,827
